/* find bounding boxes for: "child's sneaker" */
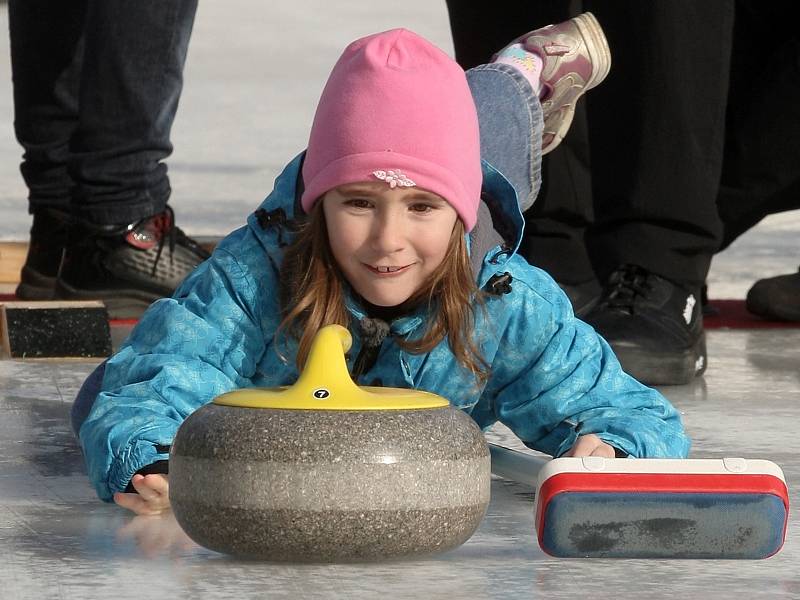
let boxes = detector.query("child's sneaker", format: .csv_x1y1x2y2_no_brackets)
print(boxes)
501,12,611,154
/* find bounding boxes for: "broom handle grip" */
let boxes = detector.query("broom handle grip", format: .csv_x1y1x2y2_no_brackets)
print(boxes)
489,443,549,486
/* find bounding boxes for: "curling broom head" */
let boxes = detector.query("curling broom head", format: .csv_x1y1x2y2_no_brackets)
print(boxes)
535,456,789,559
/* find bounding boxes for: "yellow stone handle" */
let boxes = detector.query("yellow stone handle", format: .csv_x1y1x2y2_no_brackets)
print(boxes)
213,324,448,410
295,324,353,391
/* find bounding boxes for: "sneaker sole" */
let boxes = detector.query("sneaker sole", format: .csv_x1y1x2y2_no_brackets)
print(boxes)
611,332,707,386
55,280,157,320
573,12,611,91
541,12,611,154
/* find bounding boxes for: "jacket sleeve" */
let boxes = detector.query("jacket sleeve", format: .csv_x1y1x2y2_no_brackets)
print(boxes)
79,234,277,501
487,279,691,459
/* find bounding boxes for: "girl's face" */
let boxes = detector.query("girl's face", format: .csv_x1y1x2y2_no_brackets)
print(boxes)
322,182,459,307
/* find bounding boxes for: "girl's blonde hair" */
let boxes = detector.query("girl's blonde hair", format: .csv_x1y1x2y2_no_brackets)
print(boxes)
276,202,488,382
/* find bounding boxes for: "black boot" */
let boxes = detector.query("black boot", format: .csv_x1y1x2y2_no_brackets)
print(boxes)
559,278,601,317
582,264,706,385
16,208,71,300
746,267,800,321
54,207,210,319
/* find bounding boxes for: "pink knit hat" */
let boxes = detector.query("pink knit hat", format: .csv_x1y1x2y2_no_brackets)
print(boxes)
301,29,482,231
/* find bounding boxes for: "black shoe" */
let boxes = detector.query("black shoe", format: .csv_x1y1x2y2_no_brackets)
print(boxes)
54,207,211,319
559,278,601,317
746,267,800,322
582,264,706,385
15,208,71,300
699,283,720,317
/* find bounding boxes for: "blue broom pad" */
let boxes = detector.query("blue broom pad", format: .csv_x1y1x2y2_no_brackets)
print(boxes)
540,492,787,559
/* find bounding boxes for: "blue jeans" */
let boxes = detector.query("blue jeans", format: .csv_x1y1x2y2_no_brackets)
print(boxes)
467,63,544,212
8,0,197,225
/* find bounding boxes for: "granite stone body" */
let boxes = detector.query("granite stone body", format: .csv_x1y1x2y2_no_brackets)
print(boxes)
170,404,490,561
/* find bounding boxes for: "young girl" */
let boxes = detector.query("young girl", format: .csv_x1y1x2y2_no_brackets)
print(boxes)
74,17,690,516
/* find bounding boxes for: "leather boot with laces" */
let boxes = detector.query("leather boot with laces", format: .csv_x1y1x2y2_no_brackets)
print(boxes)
582,264,706,385
54,207,210,319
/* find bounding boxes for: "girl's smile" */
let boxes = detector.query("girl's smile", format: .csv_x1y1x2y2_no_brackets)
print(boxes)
322,182,459,307
365,263,413,275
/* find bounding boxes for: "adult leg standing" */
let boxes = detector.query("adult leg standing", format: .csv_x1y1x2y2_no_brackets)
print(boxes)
445,0,600,312
715,0,800,321
9,0,85,298
579,0,735,384
9,0,209,318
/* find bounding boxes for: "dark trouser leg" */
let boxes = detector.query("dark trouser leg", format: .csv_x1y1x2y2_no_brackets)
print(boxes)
70,0,198,225
584,0,734,288
520,110,595,286
445,0,579,69
52,0,208,318
9,0,85,212
717,1,800,321
716,0,800,251
577,1,734,385
9,0,85,297
445,0,596,286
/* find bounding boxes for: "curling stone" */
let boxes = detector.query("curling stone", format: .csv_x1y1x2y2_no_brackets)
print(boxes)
169,325,490,562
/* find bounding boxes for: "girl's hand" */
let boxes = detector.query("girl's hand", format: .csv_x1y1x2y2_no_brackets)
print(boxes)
117,511,197,558
113,474,171,515
564,434,616,458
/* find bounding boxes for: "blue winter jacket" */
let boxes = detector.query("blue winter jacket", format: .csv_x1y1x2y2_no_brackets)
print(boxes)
79,153,690,502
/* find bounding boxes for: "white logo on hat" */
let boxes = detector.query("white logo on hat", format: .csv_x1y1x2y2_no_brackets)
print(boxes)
373,169,416,188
